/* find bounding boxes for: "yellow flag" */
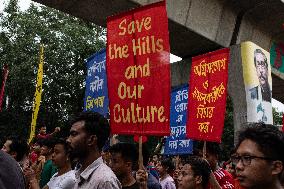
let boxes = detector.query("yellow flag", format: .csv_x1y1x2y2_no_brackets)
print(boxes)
28,44,44,144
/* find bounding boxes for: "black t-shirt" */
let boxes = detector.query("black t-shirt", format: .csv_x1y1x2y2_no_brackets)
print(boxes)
122,181,139,189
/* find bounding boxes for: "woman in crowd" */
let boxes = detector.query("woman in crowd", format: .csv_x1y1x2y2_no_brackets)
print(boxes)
25,138,76,189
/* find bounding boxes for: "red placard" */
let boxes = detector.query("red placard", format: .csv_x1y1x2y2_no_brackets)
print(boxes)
106,1,170,136
186,48,229,142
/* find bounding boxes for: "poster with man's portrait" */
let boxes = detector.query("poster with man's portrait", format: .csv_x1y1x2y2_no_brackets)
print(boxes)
241,41,273,124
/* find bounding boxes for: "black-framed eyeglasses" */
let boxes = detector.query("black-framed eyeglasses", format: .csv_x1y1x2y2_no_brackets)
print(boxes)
231,155,275,166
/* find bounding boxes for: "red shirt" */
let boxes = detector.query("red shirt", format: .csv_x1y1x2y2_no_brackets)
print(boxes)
29,151,38,163
207,168,235,189
36,133,51,140
234,179,246,189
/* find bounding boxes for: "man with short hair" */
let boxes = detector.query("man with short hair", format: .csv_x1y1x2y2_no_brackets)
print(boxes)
204,142,234,189
110,142,139,189
178,156,211,189
37,126,60,140
232,123,284,189
2,136,29,169
66,112,121,189
39,138,57,188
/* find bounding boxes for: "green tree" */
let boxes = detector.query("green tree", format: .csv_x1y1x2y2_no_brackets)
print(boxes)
220,96,234,161
273,107,283,126
0,0,105,139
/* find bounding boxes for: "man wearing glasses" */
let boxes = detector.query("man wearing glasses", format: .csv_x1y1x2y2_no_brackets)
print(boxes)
232,123,284,189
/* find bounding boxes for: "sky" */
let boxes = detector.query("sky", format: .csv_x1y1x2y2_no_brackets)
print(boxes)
1,0,284,113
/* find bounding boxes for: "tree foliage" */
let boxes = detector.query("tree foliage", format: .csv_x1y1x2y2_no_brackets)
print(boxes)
273,107,283,126
220,96,234,161
0,0,105,139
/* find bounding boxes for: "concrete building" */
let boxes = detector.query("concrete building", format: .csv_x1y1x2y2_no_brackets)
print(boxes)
32,0,284,137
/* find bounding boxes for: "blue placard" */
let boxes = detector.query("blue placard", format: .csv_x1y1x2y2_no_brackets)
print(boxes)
164,84,193,155
84,49,109,117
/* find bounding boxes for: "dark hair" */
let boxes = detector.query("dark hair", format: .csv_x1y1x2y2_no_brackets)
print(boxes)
142,144,150,166
237,123,284,162
53,138,69,154
7,136,29,162
254,49,268,68
206,142,221,157
41,137,55,149
70,112,110,151
160,158,175,173
109,142,138,168
184,156,211,188
151,153,159,159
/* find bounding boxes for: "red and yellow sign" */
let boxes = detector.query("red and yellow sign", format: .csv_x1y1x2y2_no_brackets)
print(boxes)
186,48,229,142
106,1,170,136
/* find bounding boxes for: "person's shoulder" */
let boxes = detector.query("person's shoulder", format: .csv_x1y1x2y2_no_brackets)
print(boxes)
0,151,25,188
95,164,121,189
93,162,119,181
0,150,21,170
147,172,162,189
215,168,235,187
214,168,232,179
60,171,76,186
43,159,54,168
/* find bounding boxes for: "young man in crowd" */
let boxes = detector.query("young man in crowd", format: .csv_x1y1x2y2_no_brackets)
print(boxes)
156,158,176,189
37,126,60,140
203,142,235,189
136,144,162,189
148,153,160,180
1,136,29,170
178,156,211,189
66,112,121,189
110,142,139,189
39,138,58,188
232,123,284,189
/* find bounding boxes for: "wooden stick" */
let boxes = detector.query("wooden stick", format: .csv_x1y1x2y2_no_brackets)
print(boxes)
203,141,207,158
175,155,180,169
139,136,143,169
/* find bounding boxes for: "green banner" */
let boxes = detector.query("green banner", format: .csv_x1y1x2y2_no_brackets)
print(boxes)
270,42,284,73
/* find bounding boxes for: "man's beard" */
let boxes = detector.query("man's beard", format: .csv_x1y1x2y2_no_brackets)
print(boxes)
68,144,87,160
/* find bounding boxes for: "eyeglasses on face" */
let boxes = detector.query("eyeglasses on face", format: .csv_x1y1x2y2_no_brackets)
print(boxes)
231,155,274,166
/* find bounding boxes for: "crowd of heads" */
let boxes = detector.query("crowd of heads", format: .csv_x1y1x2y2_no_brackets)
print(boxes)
0,112,284,189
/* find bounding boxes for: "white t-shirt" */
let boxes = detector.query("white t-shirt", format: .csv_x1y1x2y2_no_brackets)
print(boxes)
159,175,176,189
47,170,76,189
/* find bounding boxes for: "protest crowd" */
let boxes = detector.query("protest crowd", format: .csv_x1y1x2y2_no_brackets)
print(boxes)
0,1,284,189
0,112,283,189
